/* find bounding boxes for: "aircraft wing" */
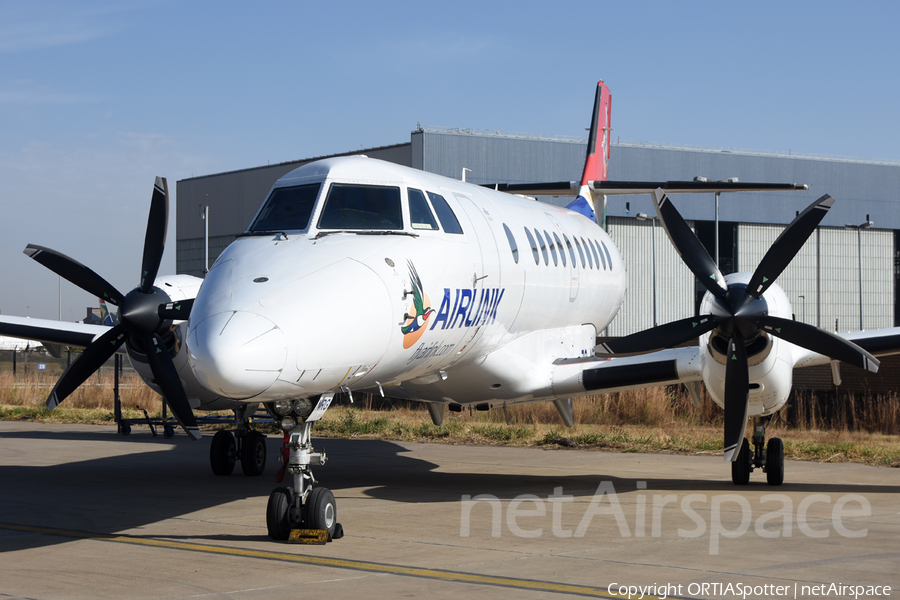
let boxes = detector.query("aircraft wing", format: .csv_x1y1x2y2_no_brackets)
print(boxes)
482,180,809,197
0,315,109,349
792,326,900,368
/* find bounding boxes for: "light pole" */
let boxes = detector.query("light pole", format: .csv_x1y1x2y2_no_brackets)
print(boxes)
845,215,873,330
637,212,658,327
694,176,738,267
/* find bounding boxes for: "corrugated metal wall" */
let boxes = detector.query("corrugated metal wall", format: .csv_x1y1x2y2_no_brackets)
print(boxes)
739,224,892,330
605,217,695,336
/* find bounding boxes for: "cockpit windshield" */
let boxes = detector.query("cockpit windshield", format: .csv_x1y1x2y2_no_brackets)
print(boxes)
249,183,321,232
318,183,402,230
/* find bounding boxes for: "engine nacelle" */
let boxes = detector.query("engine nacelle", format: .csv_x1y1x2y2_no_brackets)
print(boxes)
698,273,794,417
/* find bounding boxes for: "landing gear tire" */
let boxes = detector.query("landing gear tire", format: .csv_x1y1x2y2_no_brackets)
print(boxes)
240,431,267,476
304,487,337,537
210,430,237,476
766,437,784,486
266,487,294,541
731,438,751,485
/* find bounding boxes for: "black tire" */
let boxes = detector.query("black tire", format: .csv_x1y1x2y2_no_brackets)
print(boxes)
731,438,751,485
163,425,175,439
240,431,267,476
766,438,784,486
210,430,236,476
120,423,131,436
304,487,337,537
267,487,293,541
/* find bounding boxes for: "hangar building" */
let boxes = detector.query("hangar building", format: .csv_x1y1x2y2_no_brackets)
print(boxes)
176,127,900,342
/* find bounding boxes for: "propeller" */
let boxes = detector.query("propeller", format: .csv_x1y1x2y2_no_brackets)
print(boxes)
597,190,879,460
25,177,201,441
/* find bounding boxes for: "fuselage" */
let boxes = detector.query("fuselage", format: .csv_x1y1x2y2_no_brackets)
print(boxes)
184,156,626,406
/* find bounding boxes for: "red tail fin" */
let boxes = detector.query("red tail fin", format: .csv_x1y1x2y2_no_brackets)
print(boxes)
580,81,612,185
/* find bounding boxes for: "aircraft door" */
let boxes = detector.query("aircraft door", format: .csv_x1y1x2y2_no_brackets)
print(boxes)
452,193,504,355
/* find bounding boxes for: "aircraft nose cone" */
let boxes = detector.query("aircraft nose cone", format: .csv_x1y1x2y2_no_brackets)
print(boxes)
187,310,286,398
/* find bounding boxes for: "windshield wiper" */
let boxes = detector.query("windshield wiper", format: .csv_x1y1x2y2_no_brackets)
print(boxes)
315,230,419,240
238,230,289,239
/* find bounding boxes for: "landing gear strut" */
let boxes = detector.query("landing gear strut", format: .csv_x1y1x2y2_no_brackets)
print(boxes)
266,393,342,541
209,404,267,477
731,415,783,486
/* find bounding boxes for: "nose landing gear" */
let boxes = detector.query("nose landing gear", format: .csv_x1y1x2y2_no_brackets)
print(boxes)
731,415,784,486
266,393,342,541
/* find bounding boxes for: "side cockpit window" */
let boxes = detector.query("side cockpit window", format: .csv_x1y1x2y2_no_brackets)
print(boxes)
318,183,402,230
409,188,439,230
428,192,464,234
249,183,322,232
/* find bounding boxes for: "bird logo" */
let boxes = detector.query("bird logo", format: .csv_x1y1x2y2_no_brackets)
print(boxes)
401,261,434,349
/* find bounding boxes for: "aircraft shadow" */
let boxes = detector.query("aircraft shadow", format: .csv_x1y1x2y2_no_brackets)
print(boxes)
1,429,897,554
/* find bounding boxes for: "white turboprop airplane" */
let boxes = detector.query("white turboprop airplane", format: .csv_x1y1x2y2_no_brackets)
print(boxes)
2,81,899,541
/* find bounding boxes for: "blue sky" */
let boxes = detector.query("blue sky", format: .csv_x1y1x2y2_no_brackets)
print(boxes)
1,0,898,319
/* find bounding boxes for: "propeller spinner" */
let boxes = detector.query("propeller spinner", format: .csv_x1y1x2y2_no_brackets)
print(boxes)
24,178,201,440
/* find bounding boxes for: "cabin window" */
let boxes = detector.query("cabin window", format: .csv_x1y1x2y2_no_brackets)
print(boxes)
524,228,539,264
428,192,463,234
554,233,566,266
250,183,322,232
318,183,402,230
564,234,576,267
593,239,606,270
602,241,613,270
581,237,594,269
535,229,549,265
503,223,519,263
574,236,586,268
408,188,439,230
545,230,558,266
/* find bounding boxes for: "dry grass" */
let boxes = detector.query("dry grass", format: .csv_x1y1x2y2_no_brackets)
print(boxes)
2,372,899,467
0,371,162,412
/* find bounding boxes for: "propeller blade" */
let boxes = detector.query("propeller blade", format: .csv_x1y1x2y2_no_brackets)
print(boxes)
723,334,750,462
24,244,125,306
46,325,127,409
746,195,835,299
755,315,879,372
652,189,728,300
145,333,201,440
596,315,724,356
158,298,194,321
140,177,169,294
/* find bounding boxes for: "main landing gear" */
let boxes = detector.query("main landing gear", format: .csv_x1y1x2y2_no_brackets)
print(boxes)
209,404,267,477
731,415,784,486
265,393,342,541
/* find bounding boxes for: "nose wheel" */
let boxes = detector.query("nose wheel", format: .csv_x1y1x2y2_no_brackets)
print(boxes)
731,416,784,485
266,393,342,541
